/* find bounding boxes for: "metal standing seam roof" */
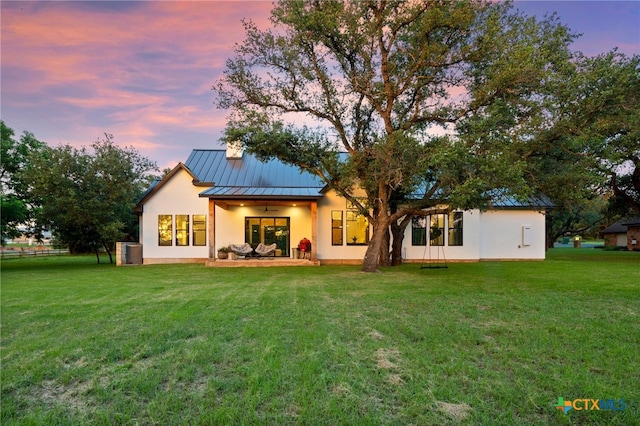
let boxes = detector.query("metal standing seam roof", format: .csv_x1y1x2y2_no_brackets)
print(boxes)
185,150,325,198
486,190,555,209
408,187,554,209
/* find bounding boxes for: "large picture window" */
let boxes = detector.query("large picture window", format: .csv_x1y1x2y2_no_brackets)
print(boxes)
412,216,427,246
158,215,172,246
176,215,189,246
159,214,206,247
192,215,206,246
430,214,445,246
448,212,463,246
332,211,343,245
411,212,464,247
346,200,369,245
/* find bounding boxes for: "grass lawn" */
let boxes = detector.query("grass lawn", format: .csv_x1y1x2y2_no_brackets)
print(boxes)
1,249,638,425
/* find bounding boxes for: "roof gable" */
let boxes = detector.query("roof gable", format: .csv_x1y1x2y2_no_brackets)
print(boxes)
134,163,200,212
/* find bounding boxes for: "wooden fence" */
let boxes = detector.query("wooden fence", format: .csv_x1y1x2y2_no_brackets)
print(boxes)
1,248,69,258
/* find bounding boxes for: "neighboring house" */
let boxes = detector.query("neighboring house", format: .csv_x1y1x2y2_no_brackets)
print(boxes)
133,147,552,265
602,217,640,251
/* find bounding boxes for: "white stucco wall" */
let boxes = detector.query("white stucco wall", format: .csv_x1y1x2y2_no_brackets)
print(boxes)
478,209,546,260
402,210,482,262
139,169,209,262
317,189,369,262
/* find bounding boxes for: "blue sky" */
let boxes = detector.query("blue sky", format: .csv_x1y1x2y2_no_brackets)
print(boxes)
1,1,638,170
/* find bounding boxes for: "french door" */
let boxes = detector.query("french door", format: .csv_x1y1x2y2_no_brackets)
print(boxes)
245,217,290,257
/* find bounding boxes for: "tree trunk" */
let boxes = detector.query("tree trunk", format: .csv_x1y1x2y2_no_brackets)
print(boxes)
390,222,405,266
379,227,391,267
390,214,412,266
362,213,390,272
105,245,113,264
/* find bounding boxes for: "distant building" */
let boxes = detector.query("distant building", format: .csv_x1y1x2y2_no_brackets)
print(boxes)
602,218,640,251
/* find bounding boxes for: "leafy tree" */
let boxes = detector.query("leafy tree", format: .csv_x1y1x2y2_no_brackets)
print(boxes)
513,51,639,241
24,135,157,262
214,0,577,271
585,53,640,215
1,121,46,244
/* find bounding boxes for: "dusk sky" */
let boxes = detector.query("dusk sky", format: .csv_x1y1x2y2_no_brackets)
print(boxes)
2,1,639,170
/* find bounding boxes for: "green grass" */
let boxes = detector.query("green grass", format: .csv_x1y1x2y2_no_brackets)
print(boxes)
1,249,639,425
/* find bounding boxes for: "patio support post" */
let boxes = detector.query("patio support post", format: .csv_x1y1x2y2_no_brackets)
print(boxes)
311,201,318,261
209,199,216,260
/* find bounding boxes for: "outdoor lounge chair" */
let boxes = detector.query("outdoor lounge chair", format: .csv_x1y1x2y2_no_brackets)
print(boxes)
229,243,253,258
254,242,277,258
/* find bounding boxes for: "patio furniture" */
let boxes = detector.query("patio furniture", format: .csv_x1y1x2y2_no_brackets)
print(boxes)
255,242,277,258
229,243,253,258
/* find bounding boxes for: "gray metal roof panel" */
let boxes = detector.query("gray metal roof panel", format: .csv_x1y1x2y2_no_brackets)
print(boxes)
185,150,325,189
487,190,555,209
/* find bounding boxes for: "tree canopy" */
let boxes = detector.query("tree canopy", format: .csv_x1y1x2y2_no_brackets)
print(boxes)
214,0,581,271
24,134,157,262
1,121,46,243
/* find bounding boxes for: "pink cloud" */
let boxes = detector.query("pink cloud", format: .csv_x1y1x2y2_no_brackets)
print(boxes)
2,1,637,170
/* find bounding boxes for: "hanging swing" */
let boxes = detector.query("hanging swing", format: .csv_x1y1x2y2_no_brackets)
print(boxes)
420,244,448,269
420,227,448,269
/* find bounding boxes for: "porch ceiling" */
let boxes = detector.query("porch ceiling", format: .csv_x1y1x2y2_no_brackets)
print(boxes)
210,199,316,210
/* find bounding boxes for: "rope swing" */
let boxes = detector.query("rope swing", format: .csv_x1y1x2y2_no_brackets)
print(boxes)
420,221,448,269
420,243,448,269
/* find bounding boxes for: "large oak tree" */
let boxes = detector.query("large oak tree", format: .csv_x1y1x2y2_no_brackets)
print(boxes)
214,0,577,271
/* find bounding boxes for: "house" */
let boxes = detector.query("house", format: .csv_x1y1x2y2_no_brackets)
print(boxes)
131,147,552,266
601,217,640,251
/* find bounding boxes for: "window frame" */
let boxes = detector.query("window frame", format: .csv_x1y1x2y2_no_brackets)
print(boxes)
158,214,173,246
411,215,427,246
331,210,343,245
429,214,446,247
192,214,206,246
175,215,190,246
448,211,463,246
346,199,369,246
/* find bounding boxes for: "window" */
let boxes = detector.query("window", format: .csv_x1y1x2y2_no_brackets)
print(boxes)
346,200,369,245
448,212,463,246
430,214,445,246
176,215,189,246
159,214,206,247
158,215,172,246
332,211,343,245
192,215,206,246
412,216,427,246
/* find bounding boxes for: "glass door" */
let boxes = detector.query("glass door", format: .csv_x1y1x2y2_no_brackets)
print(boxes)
245,217,290,256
